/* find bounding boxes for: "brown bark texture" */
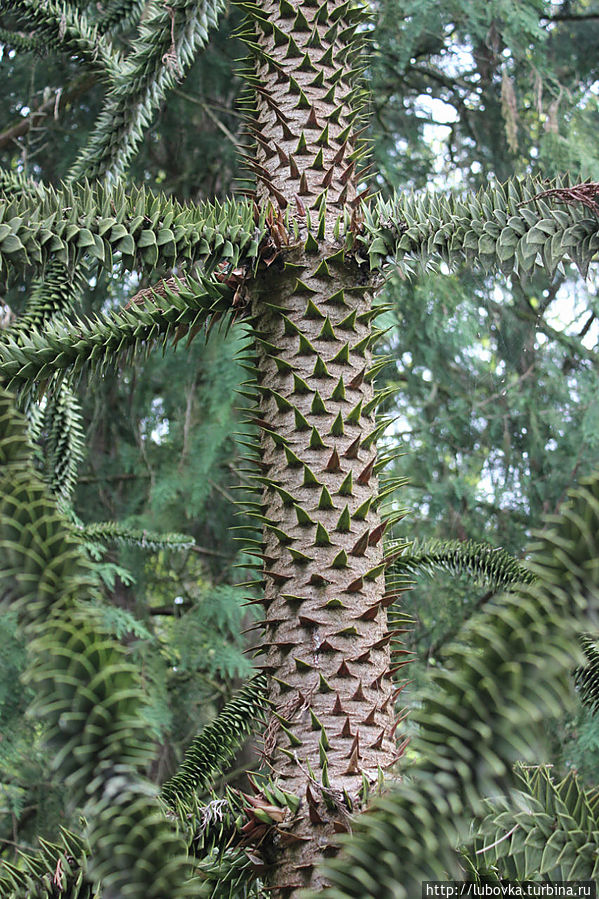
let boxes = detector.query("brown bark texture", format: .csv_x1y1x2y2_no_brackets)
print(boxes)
236,0,408,892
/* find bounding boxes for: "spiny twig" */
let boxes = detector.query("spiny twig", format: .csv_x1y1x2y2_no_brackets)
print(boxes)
518,181,599,215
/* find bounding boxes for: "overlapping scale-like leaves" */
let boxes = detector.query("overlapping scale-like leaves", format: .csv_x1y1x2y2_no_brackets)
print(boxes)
0,271,238,389
0,182,260,279
317,471,599,897
161,673,270,810
0,0,122,80
388,539,535,592
467,764,599,881
76,520,195,552
575,633,599,713
96,0,147,34
26,379,86,502
0,674,270,896
361,175,599,279
69,0,227,182
0,826,97,898
11,266,88,503
0,389,195,898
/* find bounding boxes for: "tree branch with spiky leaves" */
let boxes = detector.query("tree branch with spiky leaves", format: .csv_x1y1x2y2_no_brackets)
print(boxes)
0,183,261,281
0,388,194,898
69,0,228,183
463,764,599,882
0,271,238,390
96,0,147,35
388,538,535,592
361,176,599,279
0,0,122,80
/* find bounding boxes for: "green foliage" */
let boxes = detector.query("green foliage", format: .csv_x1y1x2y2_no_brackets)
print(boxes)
0,271,236,389
171,583,254,682
369,0,599,191
0,25,42,54
77,520,194,551
0,826,98,899
0,388,193,897
389,538,534,591
0,0,122,79
96,0,146,34
161,673,268,808
0,168,42,199
363,175,599,277
0,610,32,816
28,381,85,502
89,601,152,641
564,706,599,785
194,849,266,899
69,0,227,182
466,764,599,881
1,0,599,893
11,261,88,334
575,633,599,714
0,181,259,280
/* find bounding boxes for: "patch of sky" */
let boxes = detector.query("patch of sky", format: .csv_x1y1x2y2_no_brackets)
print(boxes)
140,396,169,445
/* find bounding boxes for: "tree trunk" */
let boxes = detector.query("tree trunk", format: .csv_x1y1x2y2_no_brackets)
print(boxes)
240,0,404,891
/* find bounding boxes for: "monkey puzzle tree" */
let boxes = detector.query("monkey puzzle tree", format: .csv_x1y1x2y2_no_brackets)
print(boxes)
1,1,599,897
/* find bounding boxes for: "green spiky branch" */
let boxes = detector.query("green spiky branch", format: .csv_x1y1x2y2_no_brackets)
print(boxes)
0,167,44,199
3,174,598,289
0,182,260,279
316,471,599,898
0,182,258,501
0,0,122,80
96,0,146,34
0,24,43,54
0,271,238,390
69,0,227,182
0,826,98,899
13,263,89,335
77,520,195,551
28,380,86,502
194,849,266,899
465,764,599,882
2,264,87,502
0,388,194,898
362,175,599,278
388,539,535,591
575,633,599,713
162,672,270,809
0,674,271,897
0,804,263,896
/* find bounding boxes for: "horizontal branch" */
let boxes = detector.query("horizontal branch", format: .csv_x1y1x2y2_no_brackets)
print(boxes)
540,11,599,21
0,0,122,80
0,181,260,279
0,271,236,387
77,471,150,482
70,0,226,182
78,520,194,551
360,175,599,281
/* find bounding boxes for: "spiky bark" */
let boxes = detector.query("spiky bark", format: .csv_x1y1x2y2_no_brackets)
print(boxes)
238,0,405,892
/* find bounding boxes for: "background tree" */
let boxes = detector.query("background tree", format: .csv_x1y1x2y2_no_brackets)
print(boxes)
0,0,596,896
